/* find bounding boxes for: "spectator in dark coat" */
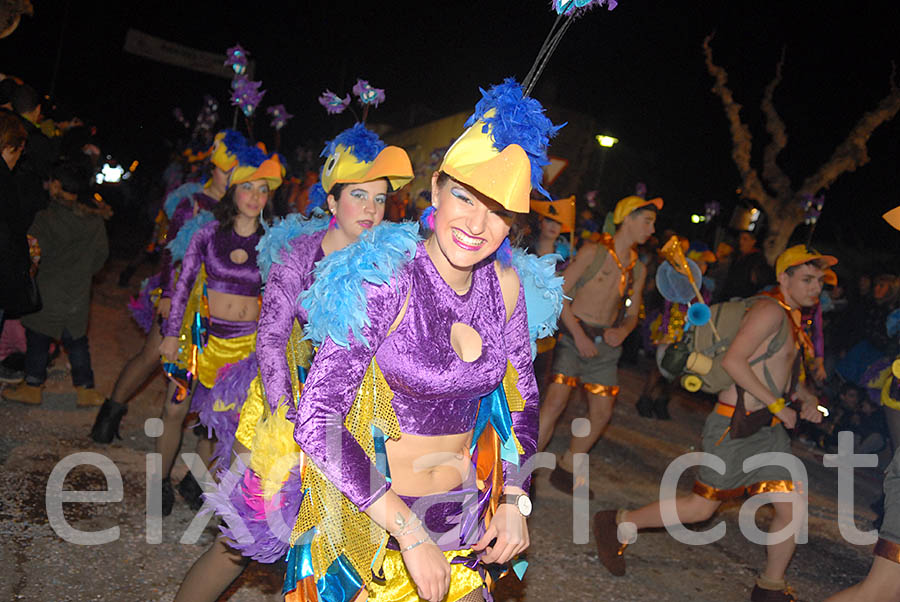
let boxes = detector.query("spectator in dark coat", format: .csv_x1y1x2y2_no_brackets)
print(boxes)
10,83,59,230
2,159,110,406
715,229,774,301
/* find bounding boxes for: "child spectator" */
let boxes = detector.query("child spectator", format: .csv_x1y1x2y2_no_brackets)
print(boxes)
2,159,109,406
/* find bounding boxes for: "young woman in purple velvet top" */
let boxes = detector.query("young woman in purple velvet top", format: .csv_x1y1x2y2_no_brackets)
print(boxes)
280,80,563,602
154,147,284,516
171,124,414,602
89,130,246,445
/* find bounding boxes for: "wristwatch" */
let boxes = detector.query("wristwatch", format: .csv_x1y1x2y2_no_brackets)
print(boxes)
501,493,533,518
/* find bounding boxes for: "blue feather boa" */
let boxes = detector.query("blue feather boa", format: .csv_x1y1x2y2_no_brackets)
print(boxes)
465,78,564,199
510,248,565,358
301,222,420,348
255,213,330,282
167,210,215,262
163,182,204,219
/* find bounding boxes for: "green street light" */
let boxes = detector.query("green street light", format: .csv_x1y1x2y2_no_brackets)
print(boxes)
595,134,619,148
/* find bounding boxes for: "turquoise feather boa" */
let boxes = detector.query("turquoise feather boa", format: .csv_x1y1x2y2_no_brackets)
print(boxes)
510,248,565,358
167,210,214,263
256,213,330,282
163,182,204,219
301,222,420,348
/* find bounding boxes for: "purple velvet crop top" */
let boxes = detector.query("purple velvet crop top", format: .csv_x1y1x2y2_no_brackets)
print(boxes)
256,229,327,409
159,190,218,299
294,242,539,510
163,220,262,337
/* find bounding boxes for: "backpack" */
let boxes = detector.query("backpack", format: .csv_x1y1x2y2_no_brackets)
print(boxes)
659,295,792,394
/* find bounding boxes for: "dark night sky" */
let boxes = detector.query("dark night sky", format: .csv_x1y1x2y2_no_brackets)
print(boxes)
2,1,898,256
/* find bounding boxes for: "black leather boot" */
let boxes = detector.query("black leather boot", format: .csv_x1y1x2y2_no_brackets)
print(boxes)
635,396,655,418
177,472,205,511
162,477,175,516
90,399,128,444
653,397,671,420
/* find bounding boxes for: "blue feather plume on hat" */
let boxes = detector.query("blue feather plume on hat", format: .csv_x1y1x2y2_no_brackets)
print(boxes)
464,78,564,200
321,123,385,163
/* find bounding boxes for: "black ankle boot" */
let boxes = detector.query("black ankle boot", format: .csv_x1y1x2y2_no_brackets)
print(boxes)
653,398,671,420
635,396,655,418
162,477,175,517
90,399,128,444
177,472,205,511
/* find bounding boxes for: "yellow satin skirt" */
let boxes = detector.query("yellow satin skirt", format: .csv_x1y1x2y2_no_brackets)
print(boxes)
364,548,483,602
196,331,257,389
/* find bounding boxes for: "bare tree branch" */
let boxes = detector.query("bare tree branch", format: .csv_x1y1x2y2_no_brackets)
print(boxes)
760,47,792,201
798,65,900,197
702,34,774,211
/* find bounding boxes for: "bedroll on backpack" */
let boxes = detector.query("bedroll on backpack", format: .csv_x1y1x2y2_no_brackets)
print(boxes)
658,296,790,394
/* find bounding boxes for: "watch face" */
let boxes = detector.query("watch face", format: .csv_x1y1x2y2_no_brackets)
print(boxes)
517,495,533,517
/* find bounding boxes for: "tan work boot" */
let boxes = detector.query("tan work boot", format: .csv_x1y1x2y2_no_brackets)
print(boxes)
76,386,105,407
2,383,43,405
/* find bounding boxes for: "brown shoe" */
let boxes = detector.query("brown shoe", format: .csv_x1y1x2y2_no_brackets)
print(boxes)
548,465,595,500
2,383,43,405
750,584,801,602
76,386,105,408
593,510,627,576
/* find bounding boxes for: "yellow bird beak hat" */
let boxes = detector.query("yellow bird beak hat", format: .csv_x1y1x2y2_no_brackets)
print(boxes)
208,129,247,172
439,78,563,213
304,123,414,216
228,142,285,191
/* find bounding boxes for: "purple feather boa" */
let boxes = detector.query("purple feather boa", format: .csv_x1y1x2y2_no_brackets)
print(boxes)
127,273,162,333
202,353,259,468
205,455,304,563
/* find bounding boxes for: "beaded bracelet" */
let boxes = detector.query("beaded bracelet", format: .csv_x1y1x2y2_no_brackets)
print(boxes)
767,397,786,414
400,535,431,552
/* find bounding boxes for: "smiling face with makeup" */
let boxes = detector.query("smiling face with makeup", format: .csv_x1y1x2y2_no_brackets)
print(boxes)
426,172,513,276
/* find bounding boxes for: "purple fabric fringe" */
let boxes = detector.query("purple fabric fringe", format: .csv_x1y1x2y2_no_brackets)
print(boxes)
127,273,162,333
205,353,259,468
205,455,304,563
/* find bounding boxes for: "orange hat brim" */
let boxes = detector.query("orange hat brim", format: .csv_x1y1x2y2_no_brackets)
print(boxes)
883,205,900,231
327,145,414,193
530,195,576,233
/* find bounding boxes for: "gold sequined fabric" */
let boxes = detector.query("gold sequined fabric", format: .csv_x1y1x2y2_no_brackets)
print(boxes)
289,357,401,587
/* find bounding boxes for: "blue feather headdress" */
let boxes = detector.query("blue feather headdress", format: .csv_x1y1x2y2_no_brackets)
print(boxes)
304,182,328,216
233,142,268,168
320,123,385,163
464,78,564,200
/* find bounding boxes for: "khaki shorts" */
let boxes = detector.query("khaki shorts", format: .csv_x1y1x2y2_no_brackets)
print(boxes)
694,411,795,500
551,332,622,388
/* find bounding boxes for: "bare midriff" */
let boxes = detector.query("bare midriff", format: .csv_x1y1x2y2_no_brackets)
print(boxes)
207,289,260,323
385,430,474,497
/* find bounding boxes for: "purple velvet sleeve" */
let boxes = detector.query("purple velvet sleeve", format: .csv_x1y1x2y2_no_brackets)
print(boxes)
159,200,196,299
293,275,409,511
257,259,306,410
162,223,211,337
503,284,540,493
